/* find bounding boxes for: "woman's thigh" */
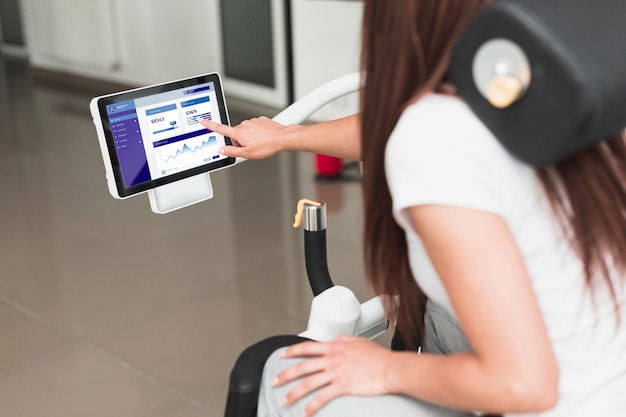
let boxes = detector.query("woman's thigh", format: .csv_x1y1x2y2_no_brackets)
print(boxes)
258,301,472,417
257,348,472,417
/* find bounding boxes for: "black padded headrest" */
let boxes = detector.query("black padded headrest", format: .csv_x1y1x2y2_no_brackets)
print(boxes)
449,0,626,166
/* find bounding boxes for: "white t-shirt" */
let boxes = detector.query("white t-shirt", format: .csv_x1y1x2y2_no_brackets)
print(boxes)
385,94,626,417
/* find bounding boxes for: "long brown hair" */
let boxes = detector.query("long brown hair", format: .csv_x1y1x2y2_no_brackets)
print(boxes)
360,0,626,348
360,0,493,348
537,135,626,307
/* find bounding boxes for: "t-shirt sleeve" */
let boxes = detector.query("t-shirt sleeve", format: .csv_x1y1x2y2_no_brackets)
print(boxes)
385,96,506,231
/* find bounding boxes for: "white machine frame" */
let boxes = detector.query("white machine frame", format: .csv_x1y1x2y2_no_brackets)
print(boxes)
148,72,389,341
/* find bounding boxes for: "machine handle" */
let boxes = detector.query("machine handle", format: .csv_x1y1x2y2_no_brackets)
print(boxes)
304,229,334,296
294,199,334,296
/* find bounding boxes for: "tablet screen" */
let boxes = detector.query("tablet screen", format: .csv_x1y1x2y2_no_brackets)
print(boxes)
92,73,235,198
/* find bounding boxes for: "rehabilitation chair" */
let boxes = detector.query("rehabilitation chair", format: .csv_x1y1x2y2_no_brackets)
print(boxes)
224,0,626,416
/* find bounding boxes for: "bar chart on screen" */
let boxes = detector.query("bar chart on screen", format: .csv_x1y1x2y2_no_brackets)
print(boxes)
181,96,213,130
146,103,181,138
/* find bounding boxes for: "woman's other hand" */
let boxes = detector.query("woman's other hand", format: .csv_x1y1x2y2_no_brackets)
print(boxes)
275,335,395,417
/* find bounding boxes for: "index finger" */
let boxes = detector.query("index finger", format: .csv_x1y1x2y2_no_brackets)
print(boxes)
199,118,235,137
283,341,328,359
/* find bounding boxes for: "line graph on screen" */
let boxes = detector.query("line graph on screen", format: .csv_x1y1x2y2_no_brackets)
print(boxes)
155,135,220,175
164,135,217,162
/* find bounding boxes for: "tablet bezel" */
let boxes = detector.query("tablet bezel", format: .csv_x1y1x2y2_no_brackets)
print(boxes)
91,72,235,199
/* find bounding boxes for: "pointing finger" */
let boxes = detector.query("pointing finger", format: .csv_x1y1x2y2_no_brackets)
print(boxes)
199,119,235,137
219,145,245,158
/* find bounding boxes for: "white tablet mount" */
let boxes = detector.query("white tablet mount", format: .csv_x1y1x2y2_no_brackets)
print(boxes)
146,72,361,214
148,172,214,214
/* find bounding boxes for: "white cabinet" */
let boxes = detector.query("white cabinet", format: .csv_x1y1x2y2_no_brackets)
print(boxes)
27,0,118,71
20,0,223,86
18,0,363,113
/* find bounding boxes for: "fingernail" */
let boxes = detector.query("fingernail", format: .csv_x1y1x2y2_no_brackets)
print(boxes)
217,147,225,155
272,377,279,387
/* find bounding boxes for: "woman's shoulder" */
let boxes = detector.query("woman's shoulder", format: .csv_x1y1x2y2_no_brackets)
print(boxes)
387,94,516,173
391,94,498,151
385,93,532,214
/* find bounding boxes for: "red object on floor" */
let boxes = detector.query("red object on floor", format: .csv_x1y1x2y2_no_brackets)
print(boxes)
315,154,343,177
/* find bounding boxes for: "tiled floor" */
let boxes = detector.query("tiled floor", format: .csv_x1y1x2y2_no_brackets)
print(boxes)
0,55,387,416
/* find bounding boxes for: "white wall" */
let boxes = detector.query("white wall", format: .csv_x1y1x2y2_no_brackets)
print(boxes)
20,0,223,86
291,0,363,121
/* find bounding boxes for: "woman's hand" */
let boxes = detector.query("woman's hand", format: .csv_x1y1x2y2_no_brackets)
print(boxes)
200,116,296,160
275,335,395,417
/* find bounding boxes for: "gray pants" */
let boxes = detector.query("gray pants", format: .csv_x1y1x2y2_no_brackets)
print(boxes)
257,301,473,417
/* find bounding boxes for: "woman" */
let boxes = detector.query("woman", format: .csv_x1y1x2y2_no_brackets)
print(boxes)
205,1,626,416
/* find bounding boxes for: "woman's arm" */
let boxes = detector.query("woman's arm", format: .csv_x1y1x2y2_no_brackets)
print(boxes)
386,205,559,412
199,114,361,161
276,205,559,416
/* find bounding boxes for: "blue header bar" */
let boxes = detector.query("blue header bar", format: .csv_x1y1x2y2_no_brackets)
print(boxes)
184,85,212,95
152,129,213,148
146,103,177,116
180,96,210,108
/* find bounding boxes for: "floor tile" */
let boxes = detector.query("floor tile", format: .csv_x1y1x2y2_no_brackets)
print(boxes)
93,288,308,410
0,218,117,291
0,301,69,375
3,241,215,338
0,345,192,417
172,406,219,417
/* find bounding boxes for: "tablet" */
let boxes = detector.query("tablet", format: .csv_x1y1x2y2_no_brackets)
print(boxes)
90,72,235,199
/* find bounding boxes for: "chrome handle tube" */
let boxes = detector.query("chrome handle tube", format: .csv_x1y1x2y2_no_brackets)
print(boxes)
303,203,334,296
